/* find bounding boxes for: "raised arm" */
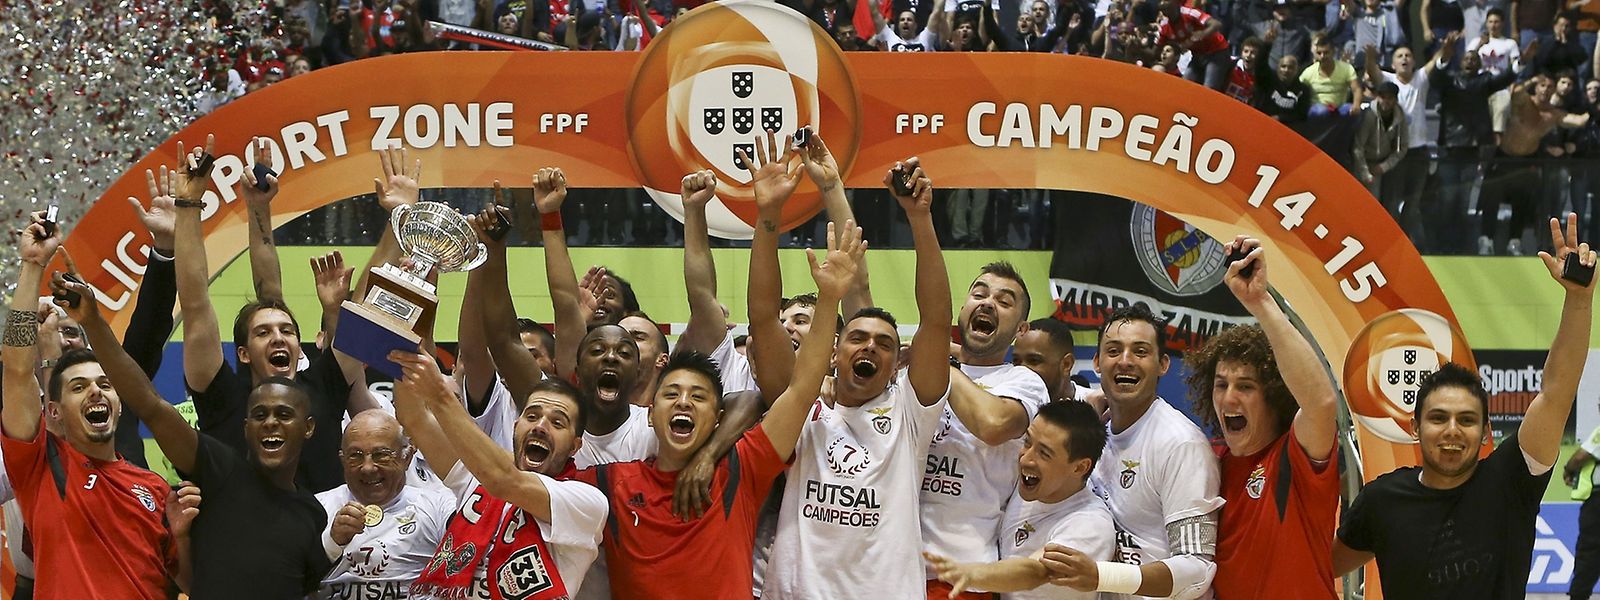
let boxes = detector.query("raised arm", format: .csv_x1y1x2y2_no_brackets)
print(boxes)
172,135,227,392
392,349,559,523
677,170,729,354
389,350,462,478
762,221,862,459
123,168,179,377
471,189,545,403
2,214,58,442
1223,237,1338,460
888,157,952,406
743,132,804,401
456,235,499,410
798,129,874,316
54,254,199,473
309,251,378,414
534,168,589,380
1522,214,1597,466
240,137,285,303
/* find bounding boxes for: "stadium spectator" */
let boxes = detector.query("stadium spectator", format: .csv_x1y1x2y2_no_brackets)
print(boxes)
1156,0,1232,90
1353,81,1409,198
1301,32,1364,116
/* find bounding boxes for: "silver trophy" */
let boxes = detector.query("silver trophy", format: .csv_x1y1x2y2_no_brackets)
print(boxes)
335,201,487,376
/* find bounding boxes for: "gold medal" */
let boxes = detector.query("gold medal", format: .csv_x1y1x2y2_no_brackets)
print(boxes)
363,504,383,527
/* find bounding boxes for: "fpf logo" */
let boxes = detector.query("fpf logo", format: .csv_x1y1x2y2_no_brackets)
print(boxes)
624,0,862,239
1343,309,1474,444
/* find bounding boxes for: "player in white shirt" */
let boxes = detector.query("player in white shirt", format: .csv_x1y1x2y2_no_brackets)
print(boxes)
923,262,1051,598
316,410,455,599
1011,318,1089,404
617,312,670,407
764,156,953,599
927,400,1116,600
389,351,606,600
1039,305,1224,600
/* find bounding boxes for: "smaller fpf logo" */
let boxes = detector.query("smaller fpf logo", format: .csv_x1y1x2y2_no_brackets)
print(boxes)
826,437,872,478
1119,459,1141,489
1245,465,1266,499
131,484,157,512
1015,522,1036,548
869,406,893,436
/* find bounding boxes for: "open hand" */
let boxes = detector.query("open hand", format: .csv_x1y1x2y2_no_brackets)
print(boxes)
311,251,354,311
923,552,979,598
375,145,422,212
808,219,865,299
741,130,802,214
130,166,178,250
1039,543,1100,591
671,454,716,521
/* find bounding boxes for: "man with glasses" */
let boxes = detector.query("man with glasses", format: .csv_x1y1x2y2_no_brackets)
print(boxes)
316,410,454,599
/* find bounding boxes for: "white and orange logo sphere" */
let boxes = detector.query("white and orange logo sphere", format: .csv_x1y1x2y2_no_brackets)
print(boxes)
1342,308,1475,444
624,0,861,239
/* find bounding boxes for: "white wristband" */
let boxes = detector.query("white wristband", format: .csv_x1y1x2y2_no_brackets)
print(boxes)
1096,561,1143,595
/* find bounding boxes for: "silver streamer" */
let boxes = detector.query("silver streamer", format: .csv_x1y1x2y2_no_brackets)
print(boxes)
0,0,283,296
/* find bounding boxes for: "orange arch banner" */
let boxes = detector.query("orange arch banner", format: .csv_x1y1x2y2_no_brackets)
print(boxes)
52,4,1452,593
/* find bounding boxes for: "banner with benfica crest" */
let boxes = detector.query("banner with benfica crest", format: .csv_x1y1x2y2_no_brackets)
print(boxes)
44,2,1482,595
1047,192,1253,353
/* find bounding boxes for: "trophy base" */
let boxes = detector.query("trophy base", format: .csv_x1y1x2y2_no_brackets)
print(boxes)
334,301,423,379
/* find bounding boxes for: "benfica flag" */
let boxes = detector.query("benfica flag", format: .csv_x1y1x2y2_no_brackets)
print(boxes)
1048,193,1252,353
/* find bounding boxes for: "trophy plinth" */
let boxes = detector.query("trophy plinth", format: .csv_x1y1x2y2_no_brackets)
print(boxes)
334,202,486,378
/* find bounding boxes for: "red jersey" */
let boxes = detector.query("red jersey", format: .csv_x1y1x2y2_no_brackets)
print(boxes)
575,425,787,600
2,422,174,600
1214,428,1340,600
1158,6,1228,56
1225,59,1256,102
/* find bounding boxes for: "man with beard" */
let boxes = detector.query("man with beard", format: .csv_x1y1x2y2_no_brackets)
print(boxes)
316,410,454,599
763,156,952,599
872,0,947,51
390,347,606,600
1365,44,1446,248
575,219,862,599
1187,237,1340,600
172,135,365,492
53,263,333,598
2,216,175,599
618,312,670,407
922,262,1051,599
1335,216,1596,599
925,401,1115,600
1038,304,1224,599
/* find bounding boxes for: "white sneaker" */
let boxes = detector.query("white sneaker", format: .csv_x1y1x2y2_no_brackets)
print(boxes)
1478,236,1494,256
1507,238,1522,256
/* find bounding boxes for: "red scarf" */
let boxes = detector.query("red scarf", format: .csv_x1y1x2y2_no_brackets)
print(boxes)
412,469,575,599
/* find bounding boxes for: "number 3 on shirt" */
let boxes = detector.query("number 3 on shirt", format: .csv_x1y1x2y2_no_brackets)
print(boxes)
84,474,98,490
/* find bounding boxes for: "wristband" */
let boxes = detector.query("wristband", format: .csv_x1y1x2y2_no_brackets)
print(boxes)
3,311,39,348
173,198,205,209
1095,562,1143,595
540,211,564,231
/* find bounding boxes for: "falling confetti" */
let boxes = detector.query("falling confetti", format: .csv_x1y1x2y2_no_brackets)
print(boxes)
0,0,287,297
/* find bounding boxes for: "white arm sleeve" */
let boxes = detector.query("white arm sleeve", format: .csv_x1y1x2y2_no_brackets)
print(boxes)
1159,552,1218,600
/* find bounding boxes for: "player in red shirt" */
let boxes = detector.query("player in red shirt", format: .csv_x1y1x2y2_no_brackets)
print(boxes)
1,213,176,600
1156,0,1231,91
1186,236,1341,600
574,178,865,600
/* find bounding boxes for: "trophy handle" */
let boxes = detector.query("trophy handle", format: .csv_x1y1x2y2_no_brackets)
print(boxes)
390,203,412,244
458,243,489,272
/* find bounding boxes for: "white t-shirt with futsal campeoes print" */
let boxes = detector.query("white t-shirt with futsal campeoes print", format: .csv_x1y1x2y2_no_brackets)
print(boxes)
412,462,606,600
1090,398,1223,600
921,363,1050,580
316,484,456,599
1000,486,1117,600
710,330,759,395
764,368,948,599
877,24,940,51
573,403,658,470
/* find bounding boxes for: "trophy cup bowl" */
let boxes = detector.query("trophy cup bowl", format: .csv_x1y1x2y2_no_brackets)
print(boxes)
334,201,488,377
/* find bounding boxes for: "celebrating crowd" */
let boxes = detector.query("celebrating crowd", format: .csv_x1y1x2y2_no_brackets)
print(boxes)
201,0,1600,257
3,123,1595,600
